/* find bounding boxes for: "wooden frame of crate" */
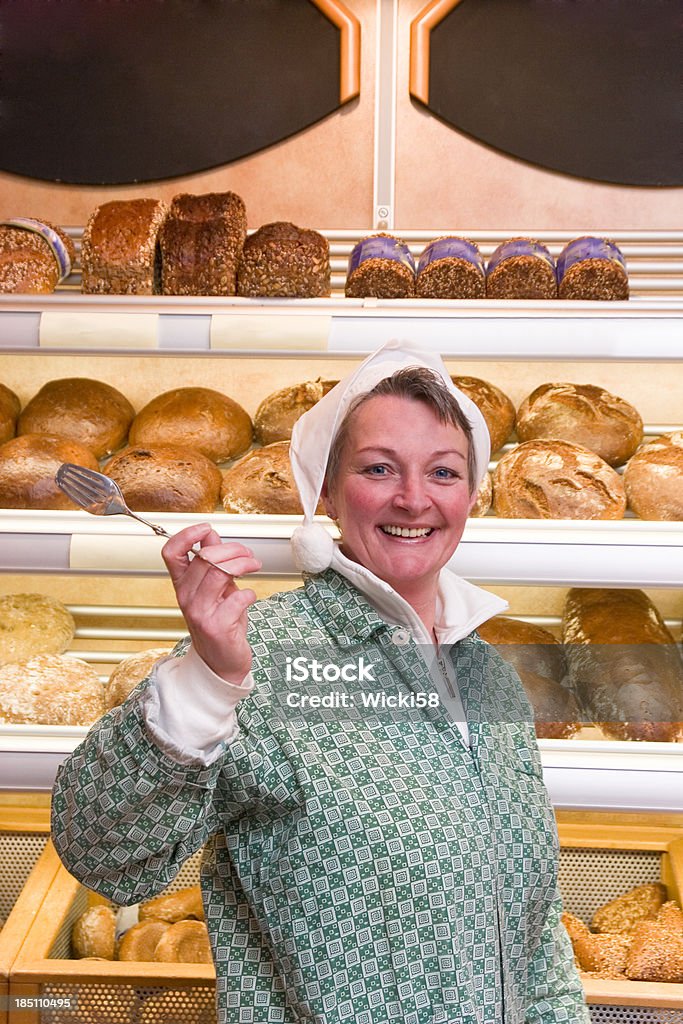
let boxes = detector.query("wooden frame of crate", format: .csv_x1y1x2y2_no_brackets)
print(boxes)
0,798,55,1024
8,813,683,1024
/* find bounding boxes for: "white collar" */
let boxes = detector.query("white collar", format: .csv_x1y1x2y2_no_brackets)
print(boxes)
330,545,507,647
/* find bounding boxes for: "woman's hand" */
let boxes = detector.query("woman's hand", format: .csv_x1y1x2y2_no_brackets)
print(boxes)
162,524,262,684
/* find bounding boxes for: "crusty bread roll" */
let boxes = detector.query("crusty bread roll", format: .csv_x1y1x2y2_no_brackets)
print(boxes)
592,882,668,934
160,190,247,295
0,433,99,509
0,654,104,725
238,222,330,297
561,911,591,948
139,885,204,924
516,382,643,466
19,377,135,459
0,219,74,293
153,920,212,963
625,920,683,982
72,905,116,959
493,439,626,519
451,375,516,454
221,440,316,514
657,901,683,935
254,379,338,446
562,588,683,742
81,199,168,294
105,445,222,513
117,920,171,961
129,387,252,463
574,932,631,975
624,432,683,521
105,648,173,710
0,383,20,445
470,471,492,517
0,593,75,666
477,615,580,739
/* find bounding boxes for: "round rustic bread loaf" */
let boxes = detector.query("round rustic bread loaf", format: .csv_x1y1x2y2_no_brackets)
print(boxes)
623,432,683,520
493,439,626,519
139,885,204,923
470,471,492,517
19,377,135,458
117,920,170,961
105,445,222,513
153,920,213,963
0,220,75,294
0,593,75,666
72,905,117,959
0,383,20,445
451,375,516,454
221,441,312,514
0,654,104,725
129,387,252,463
0,433,99,509
254,378,338,445
237,221,330,297
516,382,643,466
105,648,173,710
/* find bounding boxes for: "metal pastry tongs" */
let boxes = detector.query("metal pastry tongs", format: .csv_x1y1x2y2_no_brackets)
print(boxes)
55,463,235,576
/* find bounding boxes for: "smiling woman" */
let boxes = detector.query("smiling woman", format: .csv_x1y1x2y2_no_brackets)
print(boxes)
52,340,590,1023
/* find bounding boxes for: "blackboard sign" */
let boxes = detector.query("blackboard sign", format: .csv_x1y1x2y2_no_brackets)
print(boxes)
410,0,682,187
0,0,360,185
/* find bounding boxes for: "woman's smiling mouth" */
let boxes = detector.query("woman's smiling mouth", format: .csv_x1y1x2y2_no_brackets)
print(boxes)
380,525,435,538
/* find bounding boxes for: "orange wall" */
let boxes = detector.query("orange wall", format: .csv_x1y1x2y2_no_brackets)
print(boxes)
0,0,680,231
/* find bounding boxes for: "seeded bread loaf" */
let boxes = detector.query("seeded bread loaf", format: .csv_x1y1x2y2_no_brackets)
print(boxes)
345,234,415,298
81,199,168,294
486,238,557,299
0,219,74,293
160,190,247,295
557,236,629,301
237,222,329,297
416,237,485,299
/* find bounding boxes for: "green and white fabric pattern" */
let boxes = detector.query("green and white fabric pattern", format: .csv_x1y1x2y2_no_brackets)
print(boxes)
52,569,588,1023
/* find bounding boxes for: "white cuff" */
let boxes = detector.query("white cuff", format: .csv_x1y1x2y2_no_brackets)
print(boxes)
147,645,254,759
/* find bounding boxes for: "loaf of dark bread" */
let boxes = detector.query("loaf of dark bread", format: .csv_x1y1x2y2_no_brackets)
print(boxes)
81,199,168,294
562,588,683,742
160,191,247,295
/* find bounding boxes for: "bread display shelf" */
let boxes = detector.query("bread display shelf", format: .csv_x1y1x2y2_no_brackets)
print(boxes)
1,228,682,358
0,510,679,586
7,821,683,1022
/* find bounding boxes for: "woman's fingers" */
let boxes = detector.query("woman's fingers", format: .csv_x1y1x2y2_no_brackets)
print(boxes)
162,525,261,586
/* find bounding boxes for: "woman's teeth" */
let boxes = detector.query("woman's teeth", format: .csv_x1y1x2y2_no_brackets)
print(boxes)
381,525,433,538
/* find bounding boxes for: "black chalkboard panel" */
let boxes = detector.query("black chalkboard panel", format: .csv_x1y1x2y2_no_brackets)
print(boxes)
419,0,682,187
0,0,344,185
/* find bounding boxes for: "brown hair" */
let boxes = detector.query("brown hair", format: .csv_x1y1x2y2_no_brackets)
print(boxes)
325,366,476,493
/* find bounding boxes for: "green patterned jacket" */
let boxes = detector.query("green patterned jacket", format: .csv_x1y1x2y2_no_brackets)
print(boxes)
52,569,588,1024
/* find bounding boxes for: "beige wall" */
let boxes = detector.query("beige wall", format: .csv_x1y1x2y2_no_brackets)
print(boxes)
0,0,680,231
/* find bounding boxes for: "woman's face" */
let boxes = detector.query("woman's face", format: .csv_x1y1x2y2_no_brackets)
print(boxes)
322,395,474,598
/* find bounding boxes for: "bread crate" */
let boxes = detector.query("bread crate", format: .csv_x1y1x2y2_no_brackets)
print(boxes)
0,798,56,1024
10,847,214,1024
557,814,683,1022
9,814,683,1023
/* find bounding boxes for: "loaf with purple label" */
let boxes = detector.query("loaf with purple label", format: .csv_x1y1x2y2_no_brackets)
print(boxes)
81,198,168,294
237,221,330,298
415,237,485,299
557,236,628,300
160,190,247,296
562,588,683,743
485,238,557,299
345,233,415,298
492,439,626,519
623,432,683,520
0,218,74,294
516,382,643,467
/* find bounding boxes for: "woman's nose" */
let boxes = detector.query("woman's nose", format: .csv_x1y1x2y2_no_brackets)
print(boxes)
392,473,431,512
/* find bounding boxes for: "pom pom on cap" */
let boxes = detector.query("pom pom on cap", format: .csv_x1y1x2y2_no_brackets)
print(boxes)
291,523,335,573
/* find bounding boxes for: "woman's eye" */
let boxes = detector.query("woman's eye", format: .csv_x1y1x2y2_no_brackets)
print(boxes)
433,467,458,480
365,464,388,475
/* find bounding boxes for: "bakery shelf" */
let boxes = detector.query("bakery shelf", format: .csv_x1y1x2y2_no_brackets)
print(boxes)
0,511,680,587
1,228,682,358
